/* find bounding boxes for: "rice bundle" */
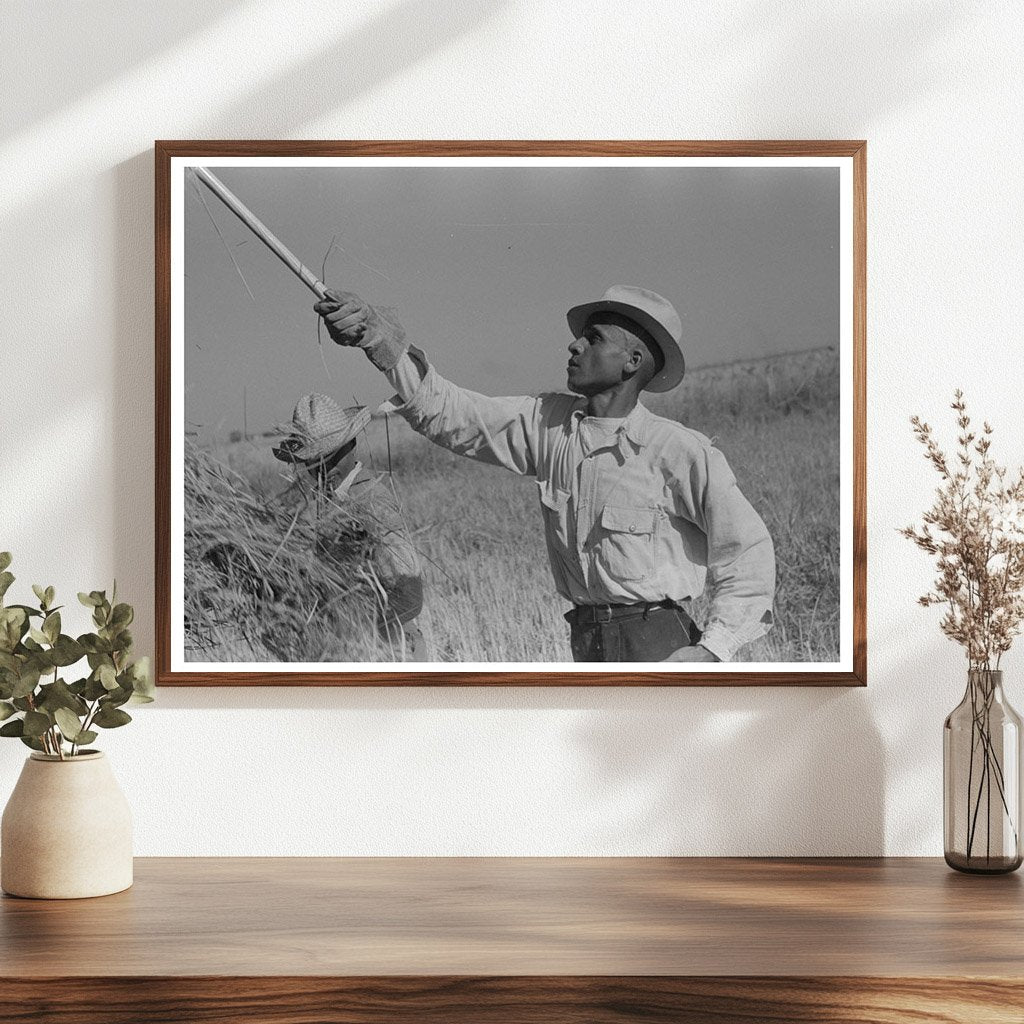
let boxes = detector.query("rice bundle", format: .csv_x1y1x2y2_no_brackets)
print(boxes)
183,440,392,662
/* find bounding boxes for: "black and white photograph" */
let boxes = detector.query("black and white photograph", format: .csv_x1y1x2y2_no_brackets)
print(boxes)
158,144,863,684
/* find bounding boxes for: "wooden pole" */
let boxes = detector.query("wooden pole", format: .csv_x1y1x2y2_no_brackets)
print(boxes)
192,166,329,301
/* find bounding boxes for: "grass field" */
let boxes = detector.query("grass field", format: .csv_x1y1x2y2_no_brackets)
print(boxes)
185,346,840,664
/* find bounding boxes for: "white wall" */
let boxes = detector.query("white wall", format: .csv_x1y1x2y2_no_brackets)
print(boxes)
1,0,1021,855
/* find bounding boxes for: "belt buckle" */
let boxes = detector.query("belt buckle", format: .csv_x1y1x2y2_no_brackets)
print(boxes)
595,604,613,624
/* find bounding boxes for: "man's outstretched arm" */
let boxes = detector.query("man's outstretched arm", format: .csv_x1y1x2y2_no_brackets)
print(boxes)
316,290,539,476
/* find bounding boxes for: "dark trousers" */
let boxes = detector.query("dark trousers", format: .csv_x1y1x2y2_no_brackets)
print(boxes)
565,601,702,663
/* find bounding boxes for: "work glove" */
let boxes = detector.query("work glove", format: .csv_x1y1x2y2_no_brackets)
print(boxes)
314,289,408,372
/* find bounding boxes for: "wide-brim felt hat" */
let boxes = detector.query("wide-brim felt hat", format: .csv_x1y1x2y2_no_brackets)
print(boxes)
566,284,685,393
272,394,371,465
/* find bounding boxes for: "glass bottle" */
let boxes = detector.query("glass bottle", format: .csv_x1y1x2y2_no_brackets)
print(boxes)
944,669,1022,873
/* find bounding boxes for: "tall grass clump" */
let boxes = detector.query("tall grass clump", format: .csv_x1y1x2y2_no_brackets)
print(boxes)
183,441,399,662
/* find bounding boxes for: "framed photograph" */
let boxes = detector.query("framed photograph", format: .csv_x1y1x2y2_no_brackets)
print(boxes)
155,141,865,686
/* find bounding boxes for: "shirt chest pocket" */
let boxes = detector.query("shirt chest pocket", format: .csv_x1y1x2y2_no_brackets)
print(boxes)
595,504,658,582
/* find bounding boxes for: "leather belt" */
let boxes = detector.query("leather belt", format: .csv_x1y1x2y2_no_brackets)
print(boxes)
567,599,682,625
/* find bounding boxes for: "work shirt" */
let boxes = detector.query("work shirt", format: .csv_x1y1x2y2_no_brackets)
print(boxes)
384,347,775,662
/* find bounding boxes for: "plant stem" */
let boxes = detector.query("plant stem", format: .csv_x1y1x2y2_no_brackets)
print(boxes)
988,745,992,861
53,665,64,760
966,685,979,852
964,674,1018,862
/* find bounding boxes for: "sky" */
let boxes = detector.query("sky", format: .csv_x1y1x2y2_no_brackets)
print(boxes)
182,163,839,438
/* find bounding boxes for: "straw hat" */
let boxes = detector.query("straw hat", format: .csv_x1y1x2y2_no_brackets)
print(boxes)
273,394,371,465
566,285,685,393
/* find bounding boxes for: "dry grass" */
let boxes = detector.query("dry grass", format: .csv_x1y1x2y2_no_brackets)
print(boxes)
185,346,840,664
183,441,405,662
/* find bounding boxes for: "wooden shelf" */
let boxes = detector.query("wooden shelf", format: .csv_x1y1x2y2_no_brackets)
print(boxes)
2,857,1022,1022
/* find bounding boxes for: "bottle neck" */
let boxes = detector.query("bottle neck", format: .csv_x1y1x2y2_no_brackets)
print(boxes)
968,668,1005,702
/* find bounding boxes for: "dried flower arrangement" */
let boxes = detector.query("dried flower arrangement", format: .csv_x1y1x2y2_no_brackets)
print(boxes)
901,390,1024,670
902,390,1024,870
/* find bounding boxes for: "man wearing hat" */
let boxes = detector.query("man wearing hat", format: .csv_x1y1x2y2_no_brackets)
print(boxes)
314,286,775,663
273,392,425,660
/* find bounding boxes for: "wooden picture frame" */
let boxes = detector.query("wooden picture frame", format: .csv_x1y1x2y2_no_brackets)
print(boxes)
156,140,865,686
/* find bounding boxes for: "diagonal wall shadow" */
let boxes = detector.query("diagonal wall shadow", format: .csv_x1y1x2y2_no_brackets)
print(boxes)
727,1,970,133
0,1,245,138
191,0,508,138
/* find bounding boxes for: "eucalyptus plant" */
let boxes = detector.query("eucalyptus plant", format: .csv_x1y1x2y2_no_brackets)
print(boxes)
0,552,153,759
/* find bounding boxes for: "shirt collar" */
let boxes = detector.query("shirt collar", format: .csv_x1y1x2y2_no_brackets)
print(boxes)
569,400,650,452
621,402,650,448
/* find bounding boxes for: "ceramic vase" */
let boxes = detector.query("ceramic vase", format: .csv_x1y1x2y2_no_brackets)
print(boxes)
1,750,133,898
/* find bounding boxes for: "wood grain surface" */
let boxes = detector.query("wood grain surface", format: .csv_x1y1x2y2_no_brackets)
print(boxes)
0,976,1021,1024
2,857,1021,1022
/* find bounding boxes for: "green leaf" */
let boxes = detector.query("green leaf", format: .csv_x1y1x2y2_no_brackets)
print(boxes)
42,611,60,644
83,675,107,701
28,627,49,646
0,651,20,674
110,603,134,629
44,586,55,608
50,635,85,668
22,710,51,738
98,664,118,691
0,718,24,737
0,553,11,573
32,584,47,608
0,701,16,721
0,572,14,601
36,678,88,717
3,607,27,628
12,697,33,712
11,665,41,699
112,629,134,654
54,707,85,741
0,607,26,652
19,734,45,752
78,592,100,608
74,730,98,746
128,657,154,700
78,633,111,655
92,705,131,729
8,604,42,619
103,685,132,709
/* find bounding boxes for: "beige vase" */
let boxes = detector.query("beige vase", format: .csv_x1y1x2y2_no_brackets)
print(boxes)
1,750,133,899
